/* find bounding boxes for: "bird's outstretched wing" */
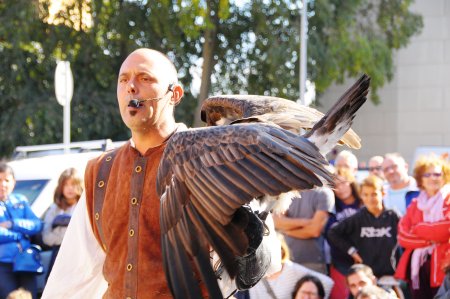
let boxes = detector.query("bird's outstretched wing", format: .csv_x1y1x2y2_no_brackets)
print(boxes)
201,94,362,149
304,74,370,155
157,124,333,299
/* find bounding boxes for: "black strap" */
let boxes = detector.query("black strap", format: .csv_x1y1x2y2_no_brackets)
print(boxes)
93,149,119,251
262,278,278,299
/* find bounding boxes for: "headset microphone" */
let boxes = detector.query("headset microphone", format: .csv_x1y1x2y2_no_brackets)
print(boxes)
127,99,142,108
127,83,175,108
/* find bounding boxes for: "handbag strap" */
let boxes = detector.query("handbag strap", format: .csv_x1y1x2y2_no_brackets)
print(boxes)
93,149,119,252
262,278,279,299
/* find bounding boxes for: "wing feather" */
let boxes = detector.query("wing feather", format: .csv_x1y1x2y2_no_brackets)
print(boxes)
202,166,255,205
194,171,242,211
184,179,228,223
164,229,202,298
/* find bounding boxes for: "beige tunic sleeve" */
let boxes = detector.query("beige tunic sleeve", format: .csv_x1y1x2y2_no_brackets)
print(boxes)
42,193,107,299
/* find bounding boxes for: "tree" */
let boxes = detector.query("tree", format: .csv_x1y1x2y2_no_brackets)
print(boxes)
190,0,422,125
0,0,422,158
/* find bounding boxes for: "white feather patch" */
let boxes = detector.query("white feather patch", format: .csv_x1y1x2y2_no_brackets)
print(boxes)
308,120,351,156
215,116,233,126
257,192,296,215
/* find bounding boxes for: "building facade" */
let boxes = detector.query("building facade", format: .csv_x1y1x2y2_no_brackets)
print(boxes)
319,0,450,166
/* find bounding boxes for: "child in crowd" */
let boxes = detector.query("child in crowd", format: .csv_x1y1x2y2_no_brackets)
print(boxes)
328,175,400,278
42,168,83,278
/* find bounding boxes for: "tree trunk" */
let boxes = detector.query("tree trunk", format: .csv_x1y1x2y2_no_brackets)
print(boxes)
193,0,218,127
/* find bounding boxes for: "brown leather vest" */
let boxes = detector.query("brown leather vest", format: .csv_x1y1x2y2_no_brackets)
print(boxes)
85,142,172,299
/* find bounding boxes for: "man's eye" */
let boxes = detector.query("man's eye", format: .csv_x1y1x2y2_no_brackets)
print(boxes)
119,78,128,83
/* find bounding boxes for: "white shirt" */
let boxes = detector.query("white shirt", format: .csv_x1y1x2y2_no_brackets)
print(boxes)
42,194,107,299
383,177,417,216
249,260,334,299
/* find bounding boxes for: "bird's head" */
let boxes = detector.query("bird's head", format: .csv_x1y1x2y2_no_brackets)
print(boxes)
201,96,248,126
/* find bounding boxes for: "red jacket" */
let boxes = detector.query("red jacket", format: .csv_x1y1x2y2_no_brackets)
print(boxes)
395,192,450,287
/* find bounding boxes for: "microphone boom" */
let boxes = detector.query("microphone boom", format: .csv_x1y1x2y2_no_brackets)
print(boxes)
127,83,175,108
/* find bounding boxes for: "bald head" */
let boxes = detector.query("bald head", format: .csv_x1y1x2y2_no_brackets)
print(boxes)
120,48,178,85
116,48,184,142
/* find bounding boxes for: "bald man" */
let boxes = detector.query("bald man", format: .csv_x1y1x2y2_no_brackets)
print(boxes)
43,49,185,298
382,153,417,215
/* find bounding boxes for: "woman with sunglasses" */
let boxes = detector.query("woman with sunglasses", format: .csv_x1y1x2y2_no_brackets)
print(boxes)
395,155,450,299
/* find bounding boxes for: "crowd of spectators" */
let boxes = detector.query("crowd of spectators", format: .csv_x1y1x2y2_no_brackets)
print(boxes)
0,165,81,299
271,150,450,299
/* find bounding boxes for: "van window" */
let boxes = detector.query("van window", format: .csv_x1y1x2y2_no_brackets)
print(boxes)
13,180,50,205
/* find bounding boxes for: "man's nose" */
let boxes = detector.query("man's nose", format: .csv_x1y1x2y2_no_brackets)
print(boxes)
126,78,137,94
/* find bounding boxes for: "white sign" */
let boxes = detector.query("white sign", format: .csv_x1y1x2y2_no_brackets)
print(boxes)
55,61,74,106
54,61,73,153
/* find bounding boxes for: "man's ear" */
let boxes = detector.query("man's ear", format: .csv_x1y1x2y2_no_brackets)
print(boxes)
171,84,184,106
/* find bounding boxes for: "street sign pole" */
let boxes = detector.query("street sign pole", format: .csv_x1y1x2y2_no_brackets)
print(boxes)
298,0,308,105
64,86,70,154
55,61,74,154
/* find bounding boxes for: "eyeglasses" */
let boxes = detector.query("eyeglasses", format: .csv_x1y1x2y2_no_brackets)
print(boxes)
422,172,443,178
369,166,382,172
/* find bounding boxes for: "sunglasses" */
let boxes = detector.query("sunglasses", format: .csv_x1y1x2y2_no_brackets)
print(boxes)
422,172,443,178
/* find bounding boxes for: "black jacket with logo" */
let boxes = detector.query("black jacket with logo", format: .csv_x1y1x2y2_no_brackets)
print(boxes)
327,207,400,277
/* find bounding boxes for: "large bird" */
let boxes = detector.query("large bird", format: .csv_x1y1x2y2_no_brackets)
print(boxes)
157,74,370,299
201,94,362,150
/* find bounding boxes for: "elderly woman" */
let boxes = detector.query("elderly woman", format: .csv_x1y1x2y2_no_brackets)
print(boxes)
395,155,450,299
0,162,42,299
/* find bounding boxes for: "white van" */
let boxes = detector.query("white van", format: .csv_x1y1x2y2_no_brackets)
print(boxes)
8,151,104,218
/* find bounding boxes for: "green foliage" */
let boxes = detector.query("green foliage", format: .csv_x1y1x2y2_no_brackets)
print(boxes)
0,0,422,158
308,0,422,103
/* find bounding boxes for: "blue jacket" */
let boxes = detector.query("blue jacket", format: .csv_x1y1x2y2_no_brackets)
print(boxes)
0,193,42,263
